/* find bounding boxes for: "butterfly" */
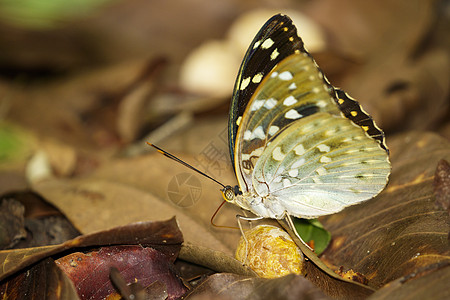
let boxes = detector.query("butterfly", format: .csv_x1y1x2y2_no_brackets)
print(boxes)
149,13,390,230
220,13,391,221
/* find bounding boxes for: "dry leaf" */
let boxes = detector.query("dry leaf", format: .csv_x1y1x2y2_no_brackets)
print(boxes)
56,245,187,300
320,131,450,288
0,218,182,282
0,258,79,300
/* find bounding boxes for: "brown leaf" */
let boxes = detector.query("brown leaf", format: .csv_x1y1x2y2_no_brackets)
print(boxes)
0,258,79,300
308,0,436,59
367,262,450,300
342,49,449,132
185,273,330,300
0,217,182,282
320,131,450,288
56,245,187,300
0,199,26,249
32,151,238,254
434,159,450,213
306,0,449,133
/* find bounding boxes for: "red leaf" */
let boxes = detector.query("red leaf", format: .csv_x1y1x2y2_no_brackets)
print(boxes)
56,245,187,300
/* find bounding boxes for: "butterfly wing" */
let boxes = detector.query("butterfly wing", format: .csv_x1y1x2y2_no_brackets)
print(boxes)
252,111,390,218
229,14,304,169
233,16,390,219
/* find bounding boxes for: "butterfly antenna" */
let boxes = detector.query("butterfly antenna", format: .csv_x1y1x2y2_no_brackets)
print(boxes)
147,142,226,189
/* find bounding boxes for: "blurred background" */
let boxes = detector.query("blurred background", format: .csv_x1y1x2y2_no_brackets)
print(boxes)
0,0,449,251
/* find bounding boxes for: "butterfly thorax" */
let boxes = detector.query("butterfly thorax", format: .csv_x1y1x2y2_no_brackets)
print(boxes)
222,185,287,219
235,191,288,219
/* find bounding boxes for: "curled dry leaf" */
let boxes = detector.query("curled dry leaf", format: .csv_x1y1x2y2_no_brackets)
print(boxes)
56,245,187,300
0,218,182,282
179,242,256,278
320,131,450,288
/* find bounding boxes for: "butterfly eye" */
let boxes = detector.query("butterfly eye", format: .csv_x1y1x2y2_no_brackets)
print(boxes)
221,186,235,202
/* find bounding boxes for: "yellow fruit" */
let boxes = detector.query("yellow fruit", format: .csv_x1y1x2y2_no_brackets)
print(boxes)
235,225,304,278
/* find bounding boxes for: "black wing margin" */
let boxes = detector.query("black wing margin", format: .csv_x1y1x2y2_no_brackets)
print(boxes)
228,14,305,169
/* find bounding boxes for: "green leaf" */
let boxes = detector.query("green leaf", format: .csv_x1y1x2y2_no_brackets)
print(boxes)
0,0,112,29
0,122,35,167
293,218,331,255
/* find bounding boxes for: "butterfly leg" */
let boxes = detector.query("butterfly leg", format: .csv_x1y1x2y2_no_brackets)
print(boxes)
285,214,314,251
236,214,264,265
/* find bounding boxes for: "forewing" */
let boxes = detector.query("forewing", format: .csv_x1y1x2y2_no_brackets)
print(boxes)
229,14,303,167
234,52,341,192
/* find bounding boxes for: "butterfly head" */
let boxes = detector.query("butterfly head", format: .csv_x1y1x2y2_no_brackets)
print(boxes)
221,185,242,203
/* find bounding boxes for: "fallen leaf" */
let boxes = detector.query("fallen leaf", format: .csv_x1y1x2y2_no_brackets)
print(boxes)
367,262,450,300
433,159,450,214
56,245,187,300
0,258,79,300
185,273,330,300
0,199,26,249
320,131,450,288
0,217,182,282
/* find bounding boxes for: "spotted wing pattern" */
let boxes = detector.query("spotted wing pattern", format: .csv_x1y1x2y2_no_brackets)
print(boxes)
229,14,303,169
232,14,390,219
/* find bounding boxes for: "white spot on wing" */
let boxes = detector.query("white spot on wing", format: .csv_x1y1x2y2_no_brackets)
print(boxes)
288,83,297,90
264,98,277,109
252,73,263,83
279,71,293,80
268,125,279,135
288,169,298,177
253,40,261,49
240,77,250,90
285,109,302,119
261,38,274,49
316,167,327,175
271,72,278,78
320,156,331,163
294,144,305,155
250,147,264,157
317,144,330,153
272,147,285,161
251,126,265,140
283,95,297,106
270,48,279,60
250,99,265,111
236,116,242,126
243,130,251,140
